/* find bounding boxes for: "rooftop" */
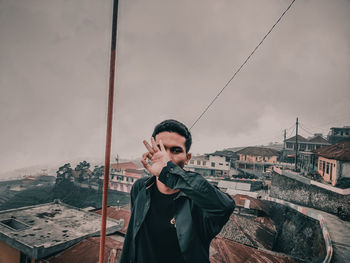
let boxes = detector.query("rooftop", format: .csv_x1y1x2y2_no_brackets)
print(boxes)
110,162,139,171
210,236,297,263
0,201,122,259
93,207,131,235
314,141,350,161
236,147,280,157
47,236,123,263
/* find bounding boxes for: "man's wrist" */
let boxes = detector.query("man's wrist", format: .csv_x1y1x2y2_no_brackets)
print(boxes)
159,161,176,178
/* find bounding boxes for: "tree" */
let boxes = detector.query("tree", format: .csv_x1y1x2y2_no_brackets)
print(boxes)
91,165,104,191
56,163,73,185
74,161,91,182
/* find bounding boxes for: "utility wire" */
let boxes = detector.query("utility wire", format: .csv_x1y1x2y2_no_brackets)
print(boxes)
299,124,314,136
189,0,296,130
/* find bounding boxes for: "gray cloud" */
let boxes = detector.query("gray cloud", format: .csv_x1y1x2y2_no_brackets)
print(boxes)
0,0,349,174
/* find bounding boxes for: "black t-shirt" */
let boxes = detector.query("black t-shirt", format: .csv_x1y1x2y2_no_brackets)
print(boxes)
135,185,185,263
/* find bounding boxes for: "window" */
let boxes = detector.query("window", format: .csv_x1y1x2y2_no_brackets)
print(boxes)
197,160,201,165
190,160,194,164
219,163,223,166
211,162,215,167
326,163,329,174
1,219,29,231
203,161,206,165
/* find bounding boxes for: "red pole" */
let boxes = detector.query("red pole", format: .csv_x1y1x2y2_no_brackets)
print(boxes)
99,1,119,263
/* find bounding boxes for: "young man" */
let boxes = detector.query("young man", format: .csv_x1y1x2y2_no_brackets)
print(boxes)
120,119,235,263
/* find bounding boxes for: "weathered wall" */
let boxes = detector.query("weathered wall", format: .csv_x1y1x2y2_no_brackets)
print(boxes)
0,240,20,263
270,172,350,217
266,202,326,263
342,163,350,178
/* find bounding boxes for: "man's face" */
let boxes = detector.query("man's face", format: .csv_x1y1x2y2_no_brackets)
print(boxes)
154,131,191,168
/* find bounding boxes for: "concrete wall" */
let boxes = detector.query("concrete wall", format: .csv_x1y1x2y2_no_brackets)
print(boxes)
342,163,350,178
317,157,338,186
270,172,350,217
266,201,326,262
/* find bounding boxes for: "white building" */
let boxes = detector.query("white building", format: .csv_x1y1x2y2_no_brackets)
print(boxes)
186,154,230,177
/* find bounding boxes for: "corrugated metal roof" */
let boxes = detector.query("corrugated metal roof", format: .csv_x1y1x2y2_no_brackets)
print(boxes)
47,236,123,263
210,236,298,263
94,207,131,234
232,194,269,214
218,181,251,191
314,141,350,161
110,162,139,170
237,147,280,157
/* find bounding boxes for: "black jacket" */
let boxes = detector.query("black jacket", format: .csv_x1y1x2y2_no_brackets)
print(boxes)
120,161,235,263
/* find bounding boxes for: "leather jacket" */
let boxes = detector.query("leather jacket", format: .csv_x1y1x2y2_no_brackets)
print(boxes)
120,161,235,263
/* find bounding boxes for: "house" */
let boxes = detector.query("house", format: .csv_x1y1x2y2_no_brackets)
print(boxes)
0,201,122,263
283,134,330,172
186,153,231,177
327,126,350,144
109,162,146,193
315,141,350,186
234,147,279,175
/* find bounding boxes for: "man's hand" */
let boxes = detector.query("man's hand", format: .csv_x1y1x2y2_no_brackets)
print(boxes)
141,137,171,176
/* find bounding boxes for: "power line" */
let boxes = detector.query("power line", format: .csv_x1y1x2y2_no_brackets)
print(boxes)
299,123,314,136
189,0,296,130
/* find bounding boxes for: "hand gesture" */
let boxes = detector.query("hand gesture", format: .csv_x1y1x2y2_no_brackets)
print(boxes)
141,137,171,176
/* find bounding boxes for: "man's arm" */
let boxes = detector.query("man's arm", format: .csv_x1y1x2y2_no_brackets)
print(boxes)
159,161,235,213
159,161,235,238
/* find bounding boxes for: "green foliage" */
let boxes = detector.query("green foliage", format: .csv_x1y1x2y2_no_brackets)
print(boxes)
56,163,73,185
0,183,130,211
74,161,91,183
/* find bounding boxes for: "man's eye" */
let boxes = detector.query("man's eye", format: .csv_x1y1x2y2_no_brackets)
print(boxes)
171,148,183,154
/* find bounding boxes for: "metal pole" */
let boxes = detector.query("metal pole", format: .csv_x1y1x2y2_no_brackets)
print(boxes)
295,117,299,171
99,1,119,262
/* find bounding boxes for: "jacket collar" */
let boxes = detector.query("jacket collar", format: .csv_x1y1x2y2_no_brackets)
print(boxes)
144,175,156,189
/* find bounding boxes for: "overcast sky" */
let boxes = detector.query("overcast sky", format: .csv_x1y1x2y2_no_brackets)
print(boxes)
0,0,349,175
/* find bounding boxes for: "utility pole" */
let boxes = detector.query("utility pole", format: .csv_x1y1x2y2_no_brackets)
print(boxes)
295,117,299,171
99,0,119,262
283,129,286,163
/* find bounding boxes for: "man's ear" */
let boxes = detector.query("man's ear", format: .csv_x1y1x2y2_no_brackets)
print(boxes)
186,153,192,164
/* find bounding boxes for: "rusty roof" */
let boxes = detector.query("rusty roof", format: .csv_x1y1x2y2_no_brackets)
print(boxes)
94,207,131,234
236,147,279,157
47,236,123,263
110,162,139,170
210,236,298,263
314,141,350,161
232,194,270,215
219,214,277,250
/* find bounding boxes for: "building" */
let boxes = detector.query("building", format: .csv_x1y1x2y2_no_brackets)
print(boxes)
315,141,350,186
235,147,280,175
109,162,146,193
327,126,350,144
0,201,122,263
186,154,231,177
283,134,330,172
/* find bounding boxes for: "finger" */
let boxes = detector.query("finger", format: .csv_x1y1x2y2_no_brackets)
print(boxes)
142,152,152,160
143,140,155,154
151,137,160,152
141,158,151,171
159,139,166,152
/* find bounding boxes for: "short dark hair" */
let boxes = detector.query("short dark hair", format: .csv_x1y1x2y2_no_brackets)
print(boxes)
152,119,192,153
